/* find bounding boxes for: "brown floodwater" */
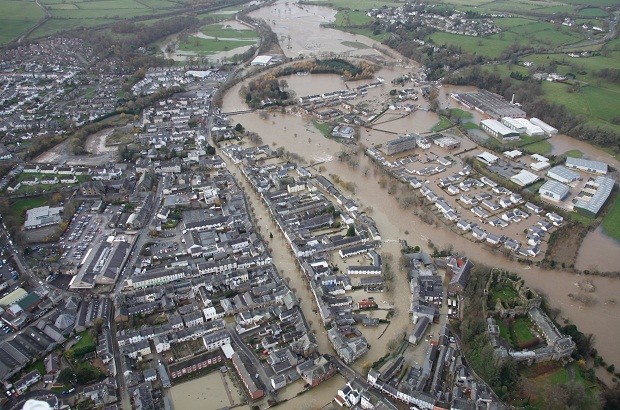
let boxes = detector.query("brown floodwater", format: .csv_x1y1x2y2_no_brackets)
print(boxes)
576,226,620,273
248,0,384,59
222,72,620,370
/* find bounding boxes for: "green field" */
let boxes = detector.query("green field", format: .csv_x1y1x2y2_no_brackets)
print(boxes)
432,116,453,132
11,196,48,225
312,120,333,138
578,7,608,17
522,139,553,154
200,23,258,40
563,149,584,158
602,192,620,241
313,0,401,9
489,282,519,304
0,0,45,44
178,36,256,55
334,9,372,26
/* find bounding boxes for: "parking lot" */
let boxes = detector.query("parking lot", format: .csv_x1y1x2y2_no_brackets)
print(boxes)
59,202,113,265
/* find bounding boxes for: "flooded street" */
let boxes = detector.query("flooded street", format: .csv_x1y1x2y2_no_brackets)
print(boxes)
222,70,620,370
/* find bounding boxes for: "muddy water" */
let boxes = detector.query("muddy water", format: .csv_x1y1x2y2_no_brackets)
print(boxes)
222,76,620,369
248,0,383,58
576,226,620,273
170,371,244,409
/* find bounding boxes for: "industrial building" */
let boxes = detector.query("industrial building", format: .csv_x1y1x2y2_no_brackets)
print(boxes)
565,157,608,175
547,166,580,184
501,117,545,136
574,176,615,217
539,180,570,202
451,90,526,119
382,134,418,155
480,119,520,141
250,55,273,66
530,118,558,135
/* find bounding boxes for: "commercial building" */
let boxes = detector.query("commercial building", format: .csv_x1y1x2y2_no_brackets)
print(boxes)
510,170,540,187
250,55,273,66
547,166,580,184
565,157,608,175
480,119,520,141
24,206,63,230
500,117,544,136
574,176,615,217
382,134,418,155
539,180,570,202
529,118,558,135
452,90,526,118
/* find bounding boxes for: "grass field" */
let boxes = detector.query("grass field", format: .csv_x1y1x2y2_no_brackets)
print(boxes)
578,7,608,17
602,192,620,241
522,139,553,154
178,36,256,55
0,0,45,44
11,196,48,225
563,149,584,158
432,116,453,132
334,10,373,26
200,23,258,40
312,120,333,138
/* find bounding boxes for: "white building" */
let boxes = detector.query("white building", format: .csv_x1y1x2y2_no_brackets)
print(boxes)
539,180,570,201
480,119,520,141
565,157,607,175
251,55,273,66
501,117,544,136
529,117,558,135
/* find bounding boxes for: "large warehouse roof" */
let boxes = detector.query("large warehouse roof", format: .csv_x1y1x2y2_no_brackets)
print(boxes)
566,157,608,174
574,176,615,216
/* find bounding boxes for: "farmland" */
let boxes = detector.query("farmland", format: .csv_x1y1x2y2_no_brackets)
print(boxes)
0,0,45,44
0,0,249,45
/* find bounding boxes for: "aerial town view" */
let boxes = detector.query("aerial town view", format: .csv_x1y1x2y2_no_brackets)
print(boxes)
0,0,619,408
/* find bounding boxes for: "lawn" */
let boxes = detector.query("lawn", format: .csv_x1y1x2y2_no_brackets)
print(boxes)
312,120,333,138
30,17,117,38
431,116,453,132
490,282,519,303
11,196,48,225
320,0,401,10
602,192,620,241
177,36,256,54
511,317,538,347
493,17,534,29
200,23,258,39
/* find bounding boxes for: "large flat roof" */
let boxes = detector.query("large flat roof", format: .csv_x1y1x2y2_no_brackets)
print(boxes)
566,157,607,174
575,176,615,215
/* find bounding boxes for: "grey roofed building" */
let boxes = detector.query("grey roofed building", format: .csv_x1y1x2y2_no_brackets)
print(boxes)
24,206,63,229
547,165,580,184
382,134,418,155
409,316,430,344
565,157,607,175
574,176,615,217
538,180,570,201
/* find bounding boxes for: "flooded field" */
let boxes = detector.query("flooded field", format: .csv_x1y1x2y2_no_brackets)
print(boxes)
169,370,247,410
248,0,384,58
